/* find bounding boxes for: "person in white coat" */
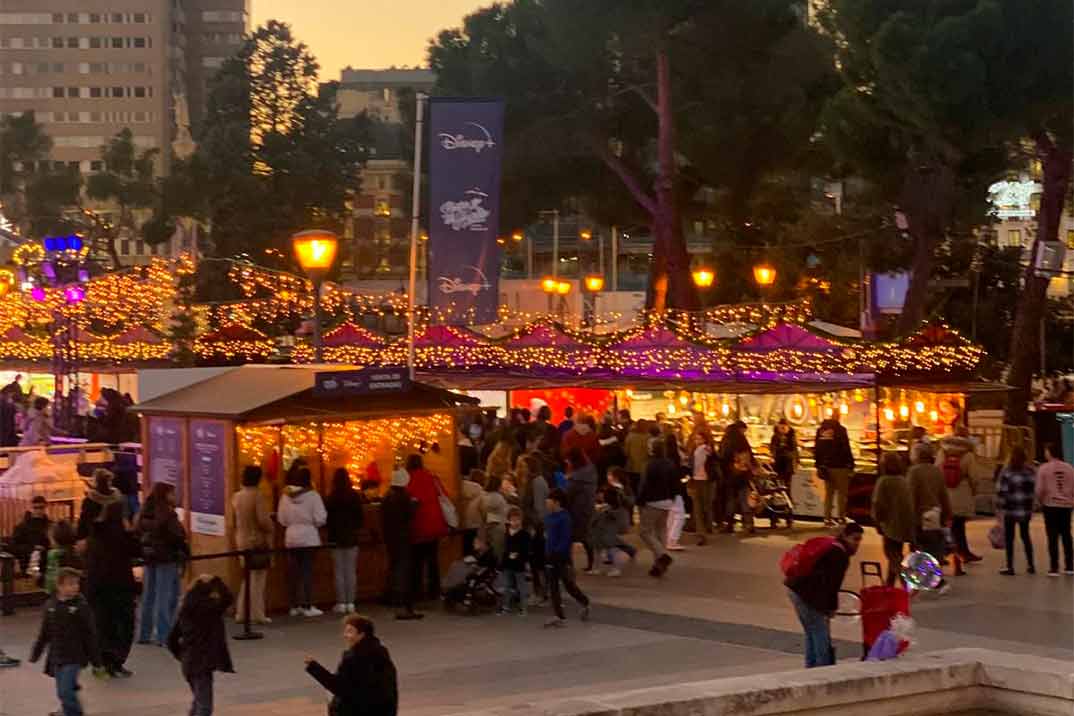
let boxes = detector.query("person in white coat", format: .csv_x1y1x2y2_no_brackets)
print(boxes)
277,467,327,617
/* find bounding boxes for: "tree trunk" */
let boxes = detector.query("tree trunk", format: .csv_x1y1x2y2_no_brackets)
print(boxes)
895,163,956,335
1005,133,1074,425
648,48,698,313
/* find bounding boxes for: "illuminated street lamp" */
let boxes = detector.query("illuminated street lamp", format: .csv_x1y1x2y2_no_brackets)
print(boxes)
753,262,777,288
584,274,605,292
292,229,340,362
555,280,571,295
691,268,715,289
541,276,559,293
579,228,593,241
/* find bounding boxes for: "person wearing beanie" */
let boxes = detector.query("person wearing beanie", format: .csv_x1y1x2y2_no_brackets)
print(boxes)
380,467,422,620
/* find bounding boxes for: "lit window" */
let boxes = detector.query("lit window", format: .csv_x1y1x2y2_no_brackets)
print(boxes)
1007,229,1022,248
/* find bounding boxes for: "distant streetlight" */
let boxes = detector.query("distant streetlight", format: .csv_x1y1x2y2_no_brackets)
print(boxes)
579,228,593,241
753,262,777,288
541,276,559,294
692,268,715,289
555,280,571,295
584,274,605,292
292,229,340,362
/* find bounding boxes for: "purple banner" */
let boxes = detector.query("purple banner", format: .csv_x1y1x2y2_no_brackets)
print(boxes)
427,97,504,324
148,417,183,506
189,419,227,537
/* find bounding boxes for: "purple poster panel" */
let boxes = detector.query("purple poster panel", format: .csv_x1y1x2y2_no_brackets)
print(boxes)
189,420,227,536
427,97,504,324
148,417,183,509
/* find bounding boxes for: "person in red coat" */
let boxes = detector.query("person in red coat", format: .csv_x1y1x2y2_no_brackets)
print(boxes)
562,415,601,466
404,454,450,601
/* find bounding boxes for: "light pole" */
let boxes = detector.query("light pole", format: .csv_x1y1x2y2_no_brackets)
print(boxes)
292,229,339,363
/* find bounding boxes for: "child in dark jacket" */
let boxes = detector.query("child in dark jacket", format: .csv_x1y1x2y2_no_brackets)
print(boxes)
543,488,590,627
500,507,532,615
167,575,235,716
30,568,100,716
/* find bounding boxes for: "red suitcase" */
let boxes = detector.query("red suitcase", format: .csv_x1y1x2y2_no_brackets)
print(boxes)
858,561,910,656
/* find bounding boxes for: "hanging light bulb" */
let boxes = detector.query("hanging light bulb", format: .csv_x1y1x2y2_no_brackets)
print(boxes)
721,403,731,417
929,409,939,422
667,403,677,415
899,404,910,420
884,408,896,422
840,402,849,416
914,401,926,414
679,394,689,406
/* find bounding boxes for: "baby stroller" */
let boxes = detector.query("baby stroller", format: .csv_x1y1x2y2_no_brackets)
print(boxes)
441,555,501,615
751,472,794,528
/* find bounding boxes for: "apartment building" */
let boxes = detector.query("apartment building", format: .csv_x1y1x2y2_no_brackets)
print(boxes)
0,0,246,263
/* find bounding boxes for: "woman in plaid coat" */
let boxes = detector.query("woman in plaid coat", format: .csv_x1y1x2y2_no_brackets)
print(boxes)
996,446,1037,575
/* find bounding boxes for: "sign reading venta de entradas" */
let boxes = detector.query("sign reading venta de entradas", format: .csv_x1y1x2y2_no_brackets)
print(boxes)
427,97,505,325
314,368,411,396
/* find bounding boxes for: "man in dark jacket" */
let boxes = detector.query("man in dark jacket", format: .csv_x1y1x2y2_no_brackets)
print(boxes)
813,416,855,526
168,575,235,716
380,470,422,620
786,523,863,668
0,387,17,446
305,614,398,716
11,495,51,571
637,442,677,577
30,568,100,716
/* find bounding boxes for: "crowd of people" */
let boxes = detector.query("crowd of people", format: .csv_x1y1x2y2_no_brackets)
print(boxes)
0,374,138,447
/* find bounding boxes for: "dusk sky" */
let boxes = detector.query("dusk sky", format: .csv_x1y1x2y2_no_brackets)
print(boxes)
251,0,486,81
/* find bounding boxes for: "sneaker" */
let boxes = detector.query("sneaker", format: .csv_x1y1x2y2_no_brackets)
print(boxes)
999,568,1015,576
544,617,567,628
333,603,347,614
0,654,19,668
110,666,134,679
304,606,324,617
289,607,303,617
579,605,590,622
1065,570,1074,576
606,568,622,577
1048,570,1060,577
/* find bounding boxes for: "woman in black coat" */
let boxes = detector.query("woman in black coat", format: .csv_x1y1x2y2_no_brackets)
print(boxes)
379,473,422,620
78,469,139,678
305,614,398,716
325,468,365,614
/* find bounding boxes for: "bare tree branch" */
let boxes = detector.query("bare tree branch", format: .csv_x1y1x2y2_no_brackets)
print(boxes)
598,146,657,215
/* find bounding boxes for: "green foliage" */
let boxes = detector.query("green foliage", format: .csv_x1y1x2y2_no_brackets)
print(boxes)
171,20,371,263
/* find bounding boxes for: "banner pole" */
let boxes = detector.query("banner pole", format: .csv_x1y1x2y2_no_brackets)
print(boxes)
408,93,427,381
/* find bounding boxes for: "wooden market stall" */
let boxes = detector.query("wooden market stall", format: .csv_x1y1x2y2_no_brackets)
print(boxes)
135,365,477,612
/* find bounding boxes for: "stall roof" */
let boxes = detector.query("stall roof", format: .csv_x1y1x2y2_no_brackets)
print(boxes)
136,365,478,420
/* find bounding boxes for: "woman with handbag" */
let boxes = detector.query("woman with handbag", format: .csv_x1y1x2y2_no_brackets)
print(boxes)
996,446,1037,576
232,465,274,625
136,481,189,646
404,454,450,602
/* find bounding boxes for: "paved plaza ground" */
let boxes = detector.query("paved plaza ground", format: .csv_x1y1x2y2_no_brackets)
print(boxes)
1,519,1071,715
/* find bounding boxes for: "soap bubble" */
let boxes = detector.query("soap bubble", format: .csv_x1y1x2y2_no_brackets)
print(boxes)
901,551,943,591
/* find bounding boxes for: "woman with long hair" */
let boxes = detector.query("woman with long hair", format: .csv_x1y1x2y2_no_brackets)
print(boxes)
277,467,327,617
325,468,365,614
136,481,188,645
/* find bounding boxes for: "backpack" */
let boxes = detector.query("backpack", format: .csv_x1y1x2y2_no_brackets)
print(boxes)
942,454,962,489
780,536,840,578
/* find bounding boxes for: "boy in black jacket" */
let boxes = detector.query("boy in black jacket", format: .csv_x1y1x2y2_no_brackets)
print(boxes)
305,614,398,716
30,568,100,716
167,575,235,716
500,507,532,615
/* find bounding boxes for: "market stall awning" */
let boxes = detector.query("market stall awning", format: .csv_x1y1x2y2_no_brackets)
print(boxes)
136,365,478,421
323,321,386,348
737,323,839,351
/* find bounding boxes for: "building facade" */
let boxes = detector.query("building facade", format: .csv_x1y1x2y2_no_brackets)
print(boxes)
0,0,247,264
333,68,434,285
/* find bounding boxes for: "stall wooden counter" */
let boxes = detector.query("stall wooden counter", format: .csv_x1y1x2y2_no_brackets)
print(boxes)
135,365,477,612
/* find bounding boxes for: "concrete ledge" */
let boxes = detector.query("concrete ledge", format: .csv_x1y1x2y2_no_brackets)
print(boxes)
446,649,1074,716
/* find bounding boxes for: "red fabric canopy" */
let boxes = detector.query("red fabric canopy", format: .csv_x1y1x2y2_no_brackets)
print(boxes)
738,323,837,352
502,323,589,349
323,321,385,348
412,325,487,348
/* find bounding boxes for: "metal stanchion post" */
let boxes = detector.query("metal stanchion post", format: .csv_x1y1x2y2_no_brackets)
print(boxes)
0,552,14,616
232,549,263,641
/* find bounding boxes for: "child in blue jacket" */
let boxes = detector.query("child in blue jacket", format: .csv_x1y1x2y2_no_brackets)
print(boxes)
543,488,590,628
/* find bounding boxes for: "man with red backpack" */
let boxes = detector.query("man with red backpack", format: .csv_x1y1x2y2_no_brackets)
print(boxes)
783,523,864,668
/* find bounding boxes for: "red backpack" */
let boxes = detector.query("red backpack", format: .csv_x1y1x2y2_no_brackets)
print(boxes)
942,454,963,489
780,537,840,578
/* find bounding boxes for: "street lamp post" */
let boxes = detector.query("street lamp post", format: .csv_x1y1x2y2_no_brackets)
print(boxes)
753,262,777,289
292,229,339,363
